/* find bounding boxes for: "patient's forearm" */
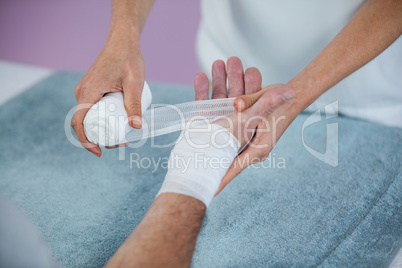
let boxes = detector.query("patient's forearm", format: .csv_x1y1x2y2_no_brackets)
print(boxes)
105,193,206,268
108,0,155,42
288,0,402,110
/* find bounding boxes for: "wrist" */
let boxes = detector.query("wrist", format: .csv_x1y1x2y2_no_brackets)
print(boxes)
103,29,140,58
155,193,206,215
157,123,240,207
107,19,140,47
286,68,325,113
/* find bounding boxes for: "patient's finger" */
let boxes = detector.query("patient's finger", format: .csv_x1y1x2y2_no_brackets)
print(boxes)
194,72,210,100
227,57,245,97
211,60,227,99
244,67,262,95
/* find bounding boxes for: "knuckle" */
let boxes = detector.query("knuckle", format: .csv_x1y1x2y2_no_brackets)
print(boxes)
260,93,277,115
211,92,226,99
70,115,81,130
125,80,144,92
126,76,144,86
74,83,91,99
127,94,142,104
74,85,81,96
264,101,275,115
71,119,78,129
124,101,141,111
228,72,243,80
135,80,145,90
253,154,267,164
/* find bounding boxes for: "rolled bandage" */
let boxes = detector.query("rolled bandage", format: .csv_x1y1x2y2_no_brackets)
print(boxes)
156,123,241,207
83,82,239,147
84,82,152,146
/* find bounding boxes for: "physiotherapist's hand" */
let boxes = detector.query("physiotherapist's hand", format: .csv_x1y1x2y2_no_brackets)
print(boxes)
216,82,300,194
194,57,296,194
71,37,145,156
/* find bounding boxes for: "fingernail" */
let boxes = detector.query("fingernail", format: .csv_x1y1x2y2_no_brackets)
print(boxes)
234,98,245,111
91,149,101,157
280,90,295,102
129,116,142,129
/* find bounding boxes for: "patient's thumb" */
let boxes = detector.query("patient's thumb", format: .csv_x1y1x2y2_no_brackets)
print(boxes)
123,80,144,129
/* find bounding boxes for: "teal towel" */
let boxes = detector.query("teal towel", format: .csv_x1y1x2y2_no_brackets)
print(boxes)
0,72,401,267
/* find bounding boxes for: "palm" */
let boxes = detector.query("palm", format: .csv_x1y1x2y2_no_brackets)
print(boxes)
194,57,295,194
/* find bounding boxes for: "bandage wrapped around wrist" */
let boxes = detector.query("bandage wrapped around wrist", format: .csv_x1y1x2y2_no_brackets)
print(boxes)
156,123,241,207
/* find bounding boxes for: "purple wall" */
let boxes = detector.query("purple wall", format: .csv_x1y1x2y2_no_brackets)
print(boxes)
0,0,200,85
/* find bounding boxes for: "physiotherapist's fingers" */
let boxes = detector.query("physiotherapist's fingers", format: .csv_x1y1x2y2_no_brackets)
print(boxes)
217,151,267,195
244,67,262,94
217,87,294,181
217,88,291,147
214,88,291,149
243,86,295,119
234,84,292,112
105,142,129,149
216,153,248,195
227,57,245,97
123,78,144,129
216,87,294,195
72,83,104,156
194,72,210,100
211,60,227,99
71,102,102,157
216,122,272,195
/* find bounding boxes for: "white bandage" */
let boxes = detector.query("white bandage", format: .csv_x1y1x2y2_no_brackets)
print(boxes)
84,82,152,146
83,82,239,146
156,122,241,207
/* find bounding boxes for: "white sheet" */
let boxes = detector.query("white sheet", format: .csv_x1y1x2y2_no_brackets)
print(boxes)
0,60,53,105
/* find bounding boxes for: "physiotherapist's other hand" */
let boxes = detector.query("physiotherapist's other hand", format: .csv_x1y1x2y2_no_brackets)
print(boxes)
71,37,145,156
194,57,296,194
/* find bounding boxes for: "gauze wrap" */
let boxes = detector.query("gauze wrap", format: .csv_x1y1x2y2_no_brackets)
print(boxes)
84,82,152,146
84,83,247,206
84,83,241,146
157,123,241,207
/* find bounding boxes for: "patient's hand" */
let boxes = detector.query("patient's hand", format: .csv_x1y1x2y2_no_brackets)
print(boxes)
194,57,296,194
